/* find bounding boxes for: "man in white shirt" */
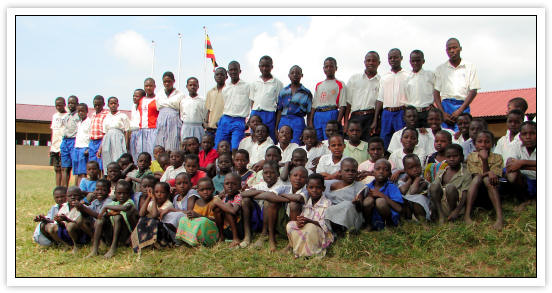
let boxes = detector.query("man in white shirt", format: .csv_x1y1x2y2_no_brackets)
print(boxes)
405,50,435,128
433,38,480,132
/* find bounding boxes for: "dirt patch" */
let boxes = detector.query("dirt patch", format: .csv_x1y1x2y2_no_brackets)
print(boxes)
16,164,52,170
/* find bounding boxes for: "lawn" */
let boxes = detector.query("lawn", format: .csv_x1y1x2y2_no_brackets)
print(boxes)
15,168,537,277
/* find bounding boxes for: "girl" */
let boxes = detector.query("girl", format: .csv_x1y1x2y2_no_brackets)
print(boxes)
248,124,275,170
149,145,166,174
300,127,329,172
247,145,282,186
105,162,124,199
133,174,156,212
424,108,455,154
126,152,153,192
135,79,159,159
358,137,395,184
176,177,220,246
98,97,130,174
199,134,218,177
213,153,233,194
276,125,299,163
238,114,263,153
316,134,346,180
424,130,452,182
398,154,431,222
233,149,256,190
182,137,200,155
179,77,207,144
131,181,174,252
286,173,333,258
160,150,186,183
184,154,207,187
159,173,199,241
388,127,427,182
155,71,184,152
129,89,145,164
213,173,243,247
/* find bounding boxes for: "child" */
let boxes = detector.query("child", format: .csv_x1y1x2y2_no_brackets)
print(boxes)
247,145,282,187
52,186,90,253
505,121,537,208
213,173,244,247
132,181,174,252
405,50,434,128
353,159,403,231
388,127,427,182
33,186,67,247
217,140,231,156
238,114,264,154
464,130,504,230
321,120,341,147
179,77,207,144
135,80,160,158
280,148,309,182
60,95,79,187
248,124,275,170
176,177,220,246
397,154,430,222
80,161,101,203
495,110,524,165
507,97,530,121
358,137,395,184
316,134,346,180
233,149,256,190
80,179,113,257
424,108,455,154
159,173,200,241
50,97,67,186
184,154,207,187
155,152,170,180
98,97,130,174
156,71,184,152
286,173,333,257
310,57,347,141
149,145,166,173
275,65,313,145
182,136,200,155
160,150,186,183
387,106,429,154
343,120,369,164
205,67,228,136
453,113,472,144
118,153,136,178
301,127,330,172
461,118,488,160
126,152,154,192
213,152,233,194
133,174,156,212
423,130,452,182
276,125,299,163
89,95,110,171
199,134,219,177
430,144,471,224
129,90,144,164
325,158,366,233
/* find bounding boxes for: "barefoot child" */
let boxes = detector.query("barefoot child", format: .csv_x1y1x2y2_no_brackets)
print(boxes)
98,97,130,174
33,186,67,247
286,173,333,257
82,179,113,257
505,121,537,208
388,127,427,182
464,130,504,230
213,153,233,194
159,173,199,241
52,186,90,253
199,134,218,177
60,96,79,187
80,161,101,203
179,77,207,144
126,152,153,192
430,144,471,224
213,173,244,247
397,154,430,222
316,134,346,180
301,127,329,172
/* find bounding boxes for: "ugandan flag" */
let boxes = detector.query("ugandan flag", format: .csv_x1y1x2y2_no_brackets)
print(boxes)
205,34,218,69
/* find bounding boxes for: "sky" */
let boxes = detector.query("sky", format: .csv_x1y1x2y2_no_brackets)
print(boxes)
15,15,537,110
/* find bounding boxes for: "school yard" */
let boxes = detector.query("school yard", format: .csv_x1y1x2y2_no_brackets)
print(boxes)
15,166,536,277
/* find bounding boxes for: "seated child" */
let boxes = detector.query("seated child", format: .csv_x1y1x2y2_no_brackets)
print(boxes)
495,110,523,165
212,173,244,247
461,118,487,160
387,106,429,154
83,179,115,257
131,181,174,252
505,121,537,208
213,139,231,174
182,136,200,155
213,152,233,194
238,114,264,154
277,125,300,163
33,186,67,247
321,120,340,147
316,134,346,180
149,145,166,173
424,108,455,154
464,130,504,231
160,150,186,183
280,148,309,182
430,144,471,224
132,174,156,212
233,149,256,190
358,137,395,184
105,162,124,199
118,153,136,179
51,186,90,253
507,96,530,121
199,134,218,177
154,152,170,180
286,173,333,257
301,127,329,172
423,130,452,182
343,120,369,164
176,177,220,246
247,145,282,187
388,126,427,182
184,154,207,187
325,158,366,233
126,152,153,193
249,124,275,170
80,161,101,203
453,113,472,144
353,159,403,231
397,154,430,222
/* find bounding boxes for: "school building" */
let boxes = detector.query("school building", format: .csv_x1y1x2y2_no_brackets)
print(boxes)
15,87,536,166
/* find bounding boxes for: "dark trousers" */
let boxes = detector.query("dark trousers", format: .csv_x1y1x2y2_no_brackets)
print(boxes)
350,112,375,141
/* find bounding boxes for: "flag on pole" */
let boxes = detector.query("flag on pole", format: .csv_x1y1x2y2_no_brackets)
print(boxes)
205,34,218,69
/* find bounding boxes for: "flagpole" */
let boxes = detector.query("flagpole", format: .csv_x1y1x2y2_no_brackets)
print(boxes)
151,40,155,78
203,26,207,99
177,33,182,89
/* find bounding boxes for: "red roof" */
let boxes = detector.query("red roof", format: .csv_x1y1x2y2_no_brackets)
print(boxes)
471,88,536,118
16,104,132,122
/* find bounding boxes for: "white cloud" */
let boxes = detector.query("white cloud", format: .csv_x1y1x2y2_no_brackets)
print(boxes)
108,30,152,69
243,16,536,92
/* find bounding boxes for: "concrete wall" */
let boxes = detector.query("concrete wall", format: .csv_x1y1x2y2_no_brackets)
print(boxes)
16,145,50,166
16,121,51,134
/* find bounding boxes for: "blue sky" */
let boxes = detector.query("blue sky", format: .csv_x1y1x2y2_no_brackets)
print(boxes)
16,15,537,110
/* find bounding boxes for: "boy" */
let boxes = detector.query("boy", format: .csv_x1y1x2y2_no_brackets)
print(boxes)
343,119,369,164
233,149,256,190
248,124,275,170
50,97,67,186
213,173,244,247
126,152,154,192
345,51,380,141
80,161,101,203
33,186,67,247
180,77,207,143
213,152,233,194
372,48,409,149
149,145,166,173
214,61,252,151
322,120,341,147
494,110,523,165
505,121,537,208
300,127,329,172
160,150,186,183
405,50,435,128
358,137,395,184
60,95,79,187
280,148,309,182
388,127,427,181
154,152,170,180
88,95,110,173
465,130,504,230
430,144,471,224
507,97,530,121
276,125,299,163
461,118,488,160
316,134,346,180
309,57,347,141
453,113,472,144
398,154,430,222
205,67,228,136
387,106,429,154
250,55,284,144
52,186,90,253
73,103,92,186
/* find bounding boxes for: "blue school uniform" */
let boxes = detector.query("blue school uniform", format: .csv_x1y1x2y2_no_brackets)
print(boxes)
365,180,404,230
79,179,97,194
214,115,246,150
60,137,76,168
88,139,103,171
380,109,405,150
277,84,312,145
72,147,89,175
441,99,470,132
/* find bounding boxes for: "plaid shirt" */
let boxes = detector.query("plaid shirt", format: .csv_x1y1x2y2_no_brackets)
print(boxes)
89,109,109,140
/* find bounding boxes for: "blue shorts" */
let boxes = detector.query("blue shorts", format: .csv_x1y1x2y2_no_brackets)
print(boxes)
88,139,103,171
251,110,277,144
57,225,90,245
214,115,246,150
278,115,306,145
60,137,75,168
313,109,339,141
72,147,89,175
380,109,405,150
441,99,470,132
525,176,537,198
371,209,400,231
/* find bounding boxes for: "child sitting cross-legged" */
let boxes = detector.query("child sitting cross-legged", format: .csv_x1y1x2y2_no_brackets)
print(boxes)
33,186,67,247
212,173,244,247
397,154,430,223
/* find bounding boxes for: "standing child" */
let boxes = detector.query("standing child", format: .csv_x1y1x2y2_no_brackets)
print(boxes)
301,127,330,172
160,150,186,183
156,71,184,152
405,50,435,128
464,131,504,230
213,152,233,194
286,173,333,257
397,154,430,222
73,103,92,186
126,152,154,192
80,161,101,203
199,134,218,177
343,120,369,164
316,134,346,180
136,79,160,158
358,137,395,184
276,125,299,163
184,154,207,187
88,95,110,171
33,186,67,247
60,95,79,187
129,90,144,163
423,130,452,182
98,97,130,174
180,77,207,144
388,127,427,182
213,173,244,247
50,97,67,186
204,67,228,137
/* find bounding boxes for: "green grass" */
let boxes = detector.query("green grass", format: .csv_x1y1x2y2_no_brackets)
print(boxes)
16,169,537,277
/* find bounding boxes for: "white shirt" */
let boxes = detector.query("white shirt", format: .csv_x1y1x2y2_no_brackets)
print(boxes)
377,69,409,107
346,73,380,111
388,146,427,172
247,139,275,168
405,69,435,108
452,134,466,145
102,111,130,133
250,76,284,112
507,143,536,180
278,142,300,162
434,59,480,101
238,136,254,154
160,165,186,182
129,107,140,131
74,118,92,148
222,80,251,117
495,131,521,167
315,154,345,174
302,144,330,170
387,127,433,154
179,95,207,123
423,128,456,154
156,88,185,110
50,112,67,152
